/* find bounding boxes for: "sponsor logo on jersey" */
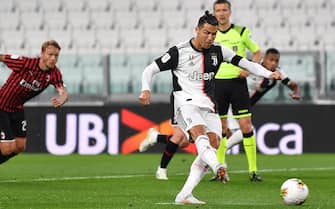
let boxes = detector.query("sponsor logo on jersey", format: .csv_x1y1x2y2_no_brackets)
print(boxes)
189,71,215,81
161,53,171,63
0,131,5,139
20,79,42,91
211,54,218,66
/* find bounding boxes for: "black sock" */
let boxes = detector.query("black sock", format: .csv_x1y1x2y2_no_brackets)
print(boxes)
157,134,172,144
160,139,178,168
0,153,17,165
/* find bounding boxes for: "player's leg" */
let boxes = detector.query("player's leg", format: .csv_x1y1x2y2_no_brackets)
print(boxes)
238,116,262,181
175,155,207,204
0,110,26,164
156,126,187,180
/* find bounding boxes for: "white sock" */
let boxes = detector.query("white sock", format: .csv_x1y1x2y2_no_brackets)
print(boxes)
177,156,207,198
227,130,243,150
195,135,221,173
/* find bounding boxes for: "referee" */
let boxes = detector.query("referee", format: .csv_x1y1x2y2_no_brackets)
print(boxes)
213,0,262,181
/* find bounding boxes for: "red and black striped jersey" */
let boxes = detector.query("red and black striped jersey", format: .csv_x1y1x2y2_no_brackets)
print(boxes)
0,54,64,112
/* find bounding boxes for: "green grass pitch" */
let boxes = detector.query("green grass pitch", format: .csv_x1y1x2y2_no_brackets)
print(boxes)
0,153,334,209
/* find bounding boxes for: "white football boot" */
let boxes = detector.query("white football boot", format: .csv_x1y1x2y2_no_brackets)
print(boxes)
139,128,159,152
155,166,168,180
175,193,206,204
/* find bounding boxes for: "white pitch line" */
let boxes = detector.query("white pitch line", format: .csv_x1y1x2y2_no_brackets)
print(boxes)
0,166,334,183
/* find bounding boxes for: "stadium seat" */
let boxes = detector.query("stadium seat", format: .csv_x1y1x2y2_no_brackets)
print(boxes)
119,28,146,50
86,0,110,12
67,11,91,30
14,0,39,12
133,0,158,11
157,0,182,11
113,10,140,29
44,11,68,30
111,0,135,12
25,30,49,52
62,0,87,12
39,0,62,12
138,10,163,29
20,11,44,30
82,64,104,94
48,29,74,52
0,11,21,30
95,28,121,52
161,10,187,29
72,29,97,52
167,28,193,46
0,0,15,13
1,30,26,52
143,28,169,52
110,65,132,94
90,11,115,30
181,0,206,11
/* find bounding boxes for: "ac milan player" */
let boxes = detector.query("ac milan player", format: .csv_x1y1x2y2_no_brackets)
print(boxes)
0,40,68,165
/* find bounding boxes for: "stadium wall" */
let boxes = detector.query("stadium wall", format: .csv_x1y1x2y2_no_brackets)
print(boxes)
25,104,334,154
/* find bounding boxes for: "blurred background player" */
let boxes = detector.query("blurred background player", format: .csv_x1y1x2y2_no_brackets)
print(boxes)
224,48,301,154
139,93,189,180
213,0,263,181
0,40,68,165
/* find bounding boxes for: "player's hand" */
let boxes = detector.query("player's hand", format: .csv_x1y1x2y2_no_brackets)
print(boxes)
269,71,281,80
238,69,250,78
139,90,151,105
51,87,68,107
289,82,301,100
51,96,68,107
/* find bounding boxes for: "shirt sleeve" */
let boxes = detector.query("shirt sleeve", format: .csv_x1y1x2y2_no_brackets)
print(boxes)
141,62,160,91
51,68,64,89
220,46,271,78
241,28,260,53
3,54,28,72
154,46,179,71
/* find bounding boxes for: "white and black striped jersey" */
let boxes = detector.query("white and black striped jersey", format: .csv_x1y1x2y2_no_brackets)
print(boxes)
247,66,289,105
141,39,272,112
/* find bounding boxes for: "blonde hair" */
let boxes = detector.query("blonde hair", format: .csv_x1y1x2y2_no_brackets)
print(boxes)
41,40,61,52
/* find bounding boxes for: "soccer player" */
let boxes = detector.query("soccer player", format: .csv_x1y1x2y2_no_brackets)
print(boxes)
213,0,263,181
139,48,300,181
139,11,280,204
0,40,68,165
224,48,301,152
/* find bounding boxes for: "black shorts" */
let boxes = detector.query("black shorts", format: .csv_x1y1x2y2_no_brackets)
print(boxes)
0,109,27,141
215,78,251,118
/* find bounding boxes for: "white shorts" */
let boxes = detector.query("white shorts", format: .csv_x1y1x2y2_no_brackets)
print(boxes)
175,105,222,138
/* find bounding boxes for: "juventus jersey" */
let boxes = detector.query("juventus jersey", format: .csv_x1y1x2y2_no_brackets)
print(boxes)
142,39,272,113
153,40,242,112
247,66,289,105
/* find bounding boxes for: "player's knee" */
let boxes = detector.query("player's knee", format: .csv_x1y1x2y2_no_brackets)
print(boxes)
1,147,14,156
178,139,190,148
16,144,26,153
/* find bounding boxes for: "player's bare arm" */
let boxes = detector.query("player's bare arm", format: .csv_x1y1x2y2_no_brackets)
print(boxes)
51,87,68,107
269,71,281,80
252,50,262,63
288,81,301,100
0,54,5,62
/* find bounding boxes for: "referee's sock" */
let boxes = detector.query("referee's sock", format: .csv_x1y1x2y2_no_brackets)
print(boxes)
216,135,227,165
243,132,257,173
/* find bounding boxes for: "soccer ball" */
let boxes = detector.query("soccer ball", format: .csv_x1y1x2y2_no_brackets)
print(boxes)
280,178,309,205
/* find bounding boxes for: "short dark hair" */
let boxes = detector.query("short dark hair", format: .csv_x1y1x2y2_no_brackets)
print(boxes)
198,10,218,27
213,0,231,10
265,48,280,56
41,40,61,52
